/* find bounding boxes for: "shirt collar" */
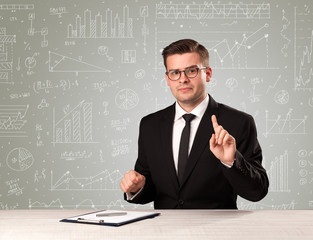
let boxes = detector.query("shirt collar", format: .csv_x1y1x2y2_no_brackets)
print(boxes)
174,95,209,121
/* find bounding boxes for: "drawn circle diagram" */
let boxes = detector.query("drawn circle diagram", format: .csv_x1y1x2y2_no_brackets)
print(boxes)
274,90,289,104
25,56,37,69
98,46,109,55
298,149,307,158
135,69,145,79
299,159,307,168
299,169,308,178
115,89,139,110
299,178,307,185
6,148,34,171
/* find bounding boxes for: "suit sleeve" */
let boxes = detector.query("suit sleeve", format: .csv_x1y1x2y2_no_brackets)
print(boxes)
221,115,269,202
125,118,156,205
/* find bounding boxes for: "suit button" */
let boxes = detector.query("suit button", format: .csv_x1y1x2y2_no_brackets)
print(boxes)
178,199,184,206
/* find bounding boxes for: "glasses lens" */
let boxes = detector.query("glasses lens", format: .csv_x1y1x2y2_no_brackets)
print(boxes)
185,67,198,78
168,70,180,81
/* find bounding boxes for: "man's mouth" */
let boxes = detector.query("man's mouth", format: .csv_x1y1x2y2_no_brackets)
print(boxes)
178,87,192,92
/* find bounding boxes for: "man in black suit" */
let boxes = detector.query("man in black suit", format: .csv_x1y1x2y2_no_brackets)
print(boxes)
120,39,269,209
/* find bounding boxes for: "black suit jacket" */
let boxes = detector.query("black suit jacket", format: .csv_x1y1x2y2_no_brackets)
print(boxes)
126,95,269,209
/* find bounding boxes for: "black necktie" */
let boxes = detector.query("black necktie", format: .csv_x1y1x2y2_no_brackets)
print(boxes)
178,114,195,185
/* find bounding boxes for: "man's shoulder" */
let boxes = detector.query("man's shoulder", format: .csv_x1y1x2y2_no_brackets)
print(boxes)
141,104,175,123
218,102,250,116
217,102,254,125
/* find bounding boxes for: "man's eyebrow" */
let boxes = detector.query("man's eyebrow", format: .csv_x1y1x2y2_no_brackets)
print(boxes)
168,65,198,71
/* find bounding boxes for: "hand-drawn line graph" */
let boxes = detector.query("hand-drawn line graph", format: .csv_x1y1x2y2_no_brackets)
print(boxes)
67,5,133,39
209,24,271,69
75,199,96,209
0,27,16,84
107,199,127,209
0,105,28,137
156,2,270,20
268,151,290,193
52,101,95,146
48,51,110,75
294,7,313,91
29,198,64,209
264,109,308,137
50,170,122,191
266,75,281,94
29,198,100,209
156,24,275,70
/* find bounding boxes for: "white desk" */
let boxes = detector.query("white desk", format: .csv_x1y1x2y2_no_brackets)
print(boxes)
1,209,312,240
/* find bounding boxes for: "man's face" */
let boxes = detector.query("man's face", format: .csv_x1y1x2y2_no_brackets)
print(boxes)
165,52,212,111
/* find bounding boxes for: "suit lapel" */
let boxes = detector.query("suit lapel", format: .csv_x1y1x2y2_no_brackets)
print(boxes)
180,95,219,188
160,104,180,191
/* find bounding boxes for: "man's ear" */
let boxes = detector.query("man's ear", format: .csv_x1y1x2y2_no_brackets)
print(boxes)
206,67,212,83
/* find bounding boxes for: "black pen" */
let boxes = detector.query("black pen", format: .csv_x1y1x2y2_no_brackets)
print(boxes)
96,212,127,217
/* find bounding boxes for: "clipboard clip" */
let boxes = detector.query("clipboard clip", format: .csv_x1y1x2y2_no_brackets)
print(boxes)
77,218,104,224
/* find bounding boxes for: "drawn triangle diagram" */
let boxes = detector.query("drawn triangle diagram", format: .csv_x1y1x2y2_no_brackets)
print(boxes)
49,51,110,73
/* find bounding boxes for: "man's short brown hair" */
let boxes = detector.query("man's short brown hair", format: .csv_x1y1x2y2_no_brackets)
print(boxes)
162,39,209,69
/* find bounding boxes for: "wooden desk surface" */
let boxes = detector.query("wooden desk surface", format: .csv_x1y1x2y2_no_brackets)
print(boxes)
1,209,312,240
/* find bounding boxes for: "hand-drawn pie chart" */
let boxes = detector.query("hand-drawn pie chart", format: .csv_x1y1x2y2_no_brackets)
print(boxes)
274,90,289,104
115,89,139,110
6,148,34,171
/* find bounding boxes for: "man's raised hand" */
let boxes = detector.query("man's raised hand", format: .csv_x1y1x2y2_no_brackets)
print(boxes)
209,115,236,166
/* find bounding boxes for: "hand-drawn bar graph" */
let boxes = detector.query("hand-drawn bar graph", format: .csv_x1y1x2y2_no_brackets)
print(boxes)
67,5,133,39
268,151,290,193
0,27,16,84
53,101,93,145
156,3,270,20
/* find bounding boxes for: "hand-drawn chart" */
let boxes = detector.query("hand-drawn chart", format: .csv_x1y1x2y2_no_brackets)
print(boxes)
6,147,34,171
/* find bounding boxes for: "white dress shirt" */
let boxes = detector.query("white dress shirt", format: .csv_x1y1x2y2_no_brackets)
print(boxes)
172,95,209,173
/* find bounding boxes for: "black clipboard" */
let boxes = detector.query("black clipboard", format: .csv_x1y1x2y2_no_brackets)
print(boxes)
60,210,160,227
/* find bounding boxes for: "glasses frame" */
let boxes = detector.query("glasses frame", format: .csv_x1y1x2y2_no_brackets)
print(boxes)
166,66,207,81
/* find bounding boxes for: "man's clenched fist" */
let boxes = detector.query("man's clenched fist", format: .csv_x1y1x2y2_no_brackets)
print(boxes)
120,170,145,194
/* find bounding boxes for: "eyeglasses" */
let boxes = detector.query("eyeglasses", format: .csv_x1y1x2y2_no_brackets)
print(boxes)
166,66,207,81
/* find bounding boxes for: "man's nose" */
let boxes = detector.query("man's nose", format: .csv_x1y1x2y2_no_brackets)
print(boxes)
179,71,190,83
